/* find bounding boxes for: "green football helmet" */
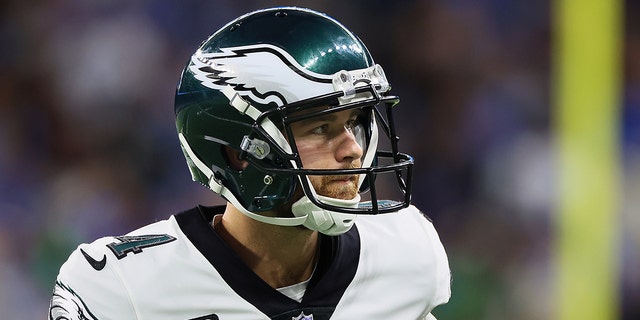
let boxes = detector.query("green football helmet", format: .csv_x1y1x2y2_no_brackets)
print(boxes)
175,7,413,235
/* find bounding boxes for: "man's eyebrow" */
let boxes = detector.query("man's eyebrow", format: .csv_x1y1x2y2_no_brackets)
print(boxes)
296,109,362,125
349,108,364,117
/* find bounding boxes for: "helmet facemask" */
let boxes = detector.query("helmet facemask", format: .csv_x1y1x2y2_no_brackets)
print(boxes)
235,77,414,234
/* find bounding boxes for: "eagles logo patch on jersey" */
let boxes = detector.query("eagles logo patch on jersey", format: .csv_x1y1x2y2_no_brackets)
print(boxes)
49,281,98,320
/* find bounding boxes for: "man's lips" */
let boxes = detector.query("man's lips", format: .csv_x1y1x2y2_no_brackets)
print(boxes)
328,175,357,183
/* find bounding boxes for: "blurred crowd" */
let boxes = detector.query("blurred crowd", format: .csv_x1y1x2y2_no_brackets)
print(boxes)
0,0,638,319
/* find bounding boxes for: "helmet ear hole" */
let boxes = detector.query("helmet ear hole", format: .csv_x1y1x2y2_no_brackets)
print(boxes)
224,146,249,171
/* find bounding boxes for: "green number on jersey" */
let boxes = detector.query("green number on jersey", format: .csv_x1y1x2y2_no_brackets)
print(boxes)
107,234,176,259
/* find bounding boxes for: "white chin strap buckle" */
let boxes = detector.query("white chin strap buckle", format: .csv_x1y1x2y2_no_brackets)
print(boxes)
291,194,360,236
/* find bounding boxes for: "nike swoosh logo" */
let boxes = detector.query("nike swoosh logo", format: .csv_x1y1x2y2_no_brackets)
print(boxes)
80,249,107,271
188,314,219,320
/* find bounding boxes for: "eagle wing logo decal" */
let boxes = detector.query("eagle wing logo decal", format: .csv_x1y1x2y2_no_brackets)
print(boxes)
189,44,334,107
49,281,99,320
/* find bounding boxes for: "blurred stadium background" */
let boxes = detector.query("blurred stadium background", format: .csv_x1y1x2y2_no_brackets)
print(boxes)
0,0,638,318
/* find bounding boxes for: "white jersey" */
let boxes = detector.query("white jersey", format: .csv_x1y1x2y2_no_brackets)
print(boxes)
49,205,451,320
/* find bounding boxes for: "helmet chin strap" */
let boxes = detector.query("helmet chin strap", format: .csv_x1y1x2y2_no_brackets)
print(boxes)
291,193,360,236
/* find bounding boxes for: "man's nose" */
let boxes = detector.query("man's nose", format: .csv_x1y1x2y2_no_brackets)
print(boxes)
335,126,364,162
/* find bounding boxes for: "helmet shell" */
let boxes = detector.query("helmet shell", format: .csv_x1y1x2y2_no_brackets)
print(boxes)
175,7,375,212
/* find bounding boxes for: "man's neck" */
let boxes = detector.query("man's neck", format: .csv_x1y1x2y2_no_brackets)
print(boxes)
214,204,319,289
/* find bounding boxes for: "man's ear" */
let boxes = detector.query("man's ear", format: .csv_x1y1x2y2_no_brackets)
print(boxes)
225,146,249,170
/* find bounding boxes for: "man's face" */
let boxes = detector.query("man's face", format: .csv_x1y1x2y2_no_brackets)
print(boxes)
289,108,365,200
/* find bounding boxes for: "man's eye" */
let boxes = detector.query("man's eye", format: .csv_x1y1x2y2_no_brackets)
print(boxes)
345,119,360,132
311,124,328,134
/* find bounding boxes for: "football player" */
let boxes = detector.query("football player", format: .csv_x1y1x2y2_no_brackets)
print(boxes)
50,7,451,319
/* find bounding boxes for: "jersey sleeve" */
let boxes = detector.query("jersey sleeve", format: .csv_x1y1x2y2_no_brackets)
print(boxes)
49,239,136,320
